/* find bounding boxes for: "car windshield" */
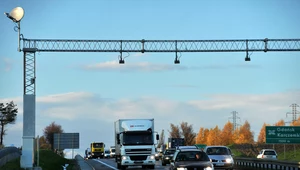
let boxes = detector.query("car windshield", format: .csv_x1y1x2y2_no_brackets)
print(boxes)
165,149,176,155
206,147,230,155
176,151,210,161
105,150,110,153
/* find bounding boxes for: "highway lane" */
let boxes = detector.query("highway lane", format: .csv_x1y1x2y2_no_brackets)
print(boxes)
86,158,247,170
87,158,172,170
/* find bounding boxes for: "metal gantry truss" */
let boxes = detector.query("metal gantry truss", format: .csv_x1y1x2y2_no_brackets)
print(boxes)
22,38,300,95
23,38,300,52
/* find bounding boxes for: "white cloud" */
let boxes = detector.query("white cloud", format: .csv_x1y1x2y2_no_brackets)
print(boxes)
80,60,261,72
0,57,13,72
1,90,299,157
82,60,188,72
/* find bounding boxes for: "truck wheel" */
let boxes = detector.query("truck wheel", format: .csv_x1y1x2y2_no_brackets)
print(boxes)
121,166,126,170
162,162,166,166
149,165,155,169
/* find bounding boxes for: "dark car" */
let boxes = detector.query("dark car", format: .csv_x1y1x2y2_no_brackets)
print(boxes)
170,149,214,170
161,148,176,166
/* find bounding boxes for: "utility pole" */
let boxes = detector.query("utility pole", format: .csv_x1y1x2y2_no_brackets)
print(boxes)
286,103,300,124
285,103,299,158
229,111,240,131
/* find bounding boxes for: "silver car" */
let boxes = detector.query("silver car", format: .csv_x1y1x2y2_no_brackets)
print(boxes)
204,146,234,170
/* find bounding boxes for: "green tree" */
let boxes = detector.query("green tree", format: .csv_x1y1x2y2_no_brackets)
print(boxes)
0,101,18,145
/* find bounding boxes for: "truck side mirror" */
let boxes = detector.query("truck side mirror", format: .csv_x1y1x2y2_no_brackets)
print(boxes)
117,134,120,144
156,134,159,140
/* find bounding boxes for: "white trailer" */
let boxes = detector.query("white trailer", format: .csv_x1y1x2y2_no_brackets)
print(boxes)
115,119,159,169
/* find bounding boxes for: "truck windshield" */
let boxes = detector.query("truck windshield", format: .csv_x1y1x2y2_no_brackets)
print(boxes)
123,133,153,145
93,143,104,148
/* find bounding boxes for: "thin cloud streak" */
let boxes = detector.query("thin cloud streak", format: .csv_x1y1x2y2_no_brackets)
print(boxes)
80,60,262,72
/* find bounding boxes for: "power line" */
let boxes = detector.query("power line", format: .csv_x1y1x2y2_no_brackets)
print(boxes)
286,103,300,124
229,111,241,131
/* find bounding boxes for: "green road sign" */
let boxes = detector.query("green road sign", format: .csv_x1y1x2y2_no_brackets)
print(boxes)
266,126,300,144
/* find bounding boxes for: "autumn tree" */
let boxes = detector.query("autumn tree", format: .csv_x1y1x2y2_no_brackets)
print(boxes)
38,136,51,150
206,126,221,145
257,123,270,143
43,121,64,150
169,123,181,138
196,127,205,144
157,129,165,148
274,119,285,126
0,101,18,145
290,117,300,126
220,121,234,145
180,122,196,145
235,120,254,144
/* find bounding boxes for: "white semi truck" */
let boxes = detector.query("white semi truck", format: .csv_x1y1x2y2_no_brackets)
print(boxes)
114,119,159,169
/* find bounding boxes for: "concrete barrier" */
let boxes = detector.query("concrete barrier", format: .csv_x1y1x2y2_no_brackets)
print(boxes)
0,147,22,167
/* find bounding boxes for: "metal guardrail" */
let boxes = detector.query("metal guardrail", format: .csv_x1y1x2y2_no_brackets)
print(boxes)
0,147,22,167
235,157,300,170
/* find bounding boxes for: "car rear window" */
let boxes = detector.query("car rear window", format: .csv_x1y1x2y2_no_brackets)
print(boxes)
264,151,276,155
176,151,210,161
206,147,229,155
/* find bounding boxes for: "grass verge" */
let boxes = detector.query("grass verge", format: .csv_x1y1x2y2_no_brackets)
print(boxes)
0,149,80,170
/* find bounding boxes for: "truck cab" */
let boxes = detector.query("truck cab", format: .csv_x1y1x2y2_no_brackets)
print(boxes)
115,119,159,170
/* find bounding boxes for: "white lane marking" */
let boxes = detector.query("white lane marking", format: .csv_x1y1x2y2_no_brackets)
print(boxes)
93,159,118,170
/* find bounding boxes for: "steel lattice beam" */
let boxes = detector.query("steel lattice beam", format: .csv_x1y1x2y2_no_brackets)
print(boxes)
22,38,300,53
24,51,36,95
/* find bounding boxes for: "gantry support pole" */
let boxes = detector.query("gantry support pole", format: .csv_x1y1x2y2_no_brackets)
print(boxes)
20,48,36,168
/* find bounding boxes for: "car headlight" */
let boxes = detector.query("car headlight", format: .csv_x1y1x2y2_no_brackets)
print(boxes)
122,156,129,160
204,167,213,170
149,155,155,160
177,168,187,170
226,158,233,163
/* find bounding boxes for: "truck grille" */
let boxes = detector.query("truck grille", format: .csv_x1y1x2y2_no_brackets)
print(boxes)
129,155,148,161
125,148,152,155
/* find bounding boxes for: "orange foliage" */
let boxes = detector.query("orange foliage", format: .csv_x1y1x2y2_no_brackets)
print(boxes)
234,121,254,144
257,123,270,143
206,126,221,145
274,119,286,126
220,121,234,145
290,117,300,126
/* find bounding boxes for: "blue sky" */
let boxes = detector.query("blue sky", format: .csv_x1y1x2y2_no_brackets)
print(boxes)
0,0,300,158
